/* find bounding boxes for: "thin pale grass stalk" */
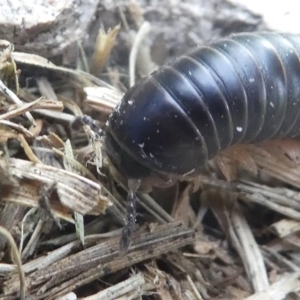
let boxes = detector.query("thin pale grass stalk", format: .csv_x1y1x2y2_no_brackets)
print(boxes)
230,203,269,292
36,77,58,101
129,21,151,87
21,219,44,260
0,226,26,300
186,274,204,300
19,208,37,253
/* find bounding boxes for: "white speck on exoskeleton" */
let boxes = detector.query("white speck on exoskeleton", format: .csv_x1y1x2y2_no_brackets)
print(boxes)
148,137,150,140
157,130,160,133
237,126,243,132
270,102,274,108
174,114,177,118
143,117,146,121
138,143,144,148
249,78,254,83
189,70,192,76
128,100,133,105
149,153,154,158
270,86,274,89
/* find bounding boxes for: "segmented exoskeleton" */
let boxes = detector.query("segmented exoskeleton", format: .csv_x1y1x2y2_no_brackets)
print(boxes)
106,32,300,179
104,32,300,251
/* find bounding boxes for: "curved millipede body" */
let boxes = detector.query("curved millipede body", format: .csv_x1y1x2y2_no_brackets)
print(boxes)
105,32,300,180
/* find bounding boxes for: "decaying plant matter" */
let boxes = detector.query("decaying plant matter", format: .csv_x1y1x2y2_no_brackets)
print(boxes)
0,9,300,300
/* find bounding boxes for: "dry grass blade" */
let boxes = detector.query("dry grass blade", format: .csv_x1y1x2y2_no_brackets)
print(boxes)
22,240,82,274
36,77,58,101
230,203,269,292
0,98,63,120
0,97,41,120
0,123,21,142
0,79,35,125
0,120,34,138
21,219,44,261
90,24,121,76
12,52,117,90
82,272,145,300
18,134,42,163
186,274,204,300
33,109,77,123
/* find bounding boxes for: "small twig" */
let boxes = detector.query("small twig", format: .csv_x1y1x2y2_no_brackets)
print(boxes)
129,21,151,87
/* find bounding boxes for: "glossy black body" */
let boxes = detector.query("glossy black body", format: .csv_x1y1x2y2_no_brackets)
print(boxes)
105,32,300,178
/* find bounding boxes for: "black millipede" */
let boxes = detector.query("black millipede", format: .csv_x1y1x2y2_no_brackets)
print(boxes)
106,31,300,180
73,31,300,252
